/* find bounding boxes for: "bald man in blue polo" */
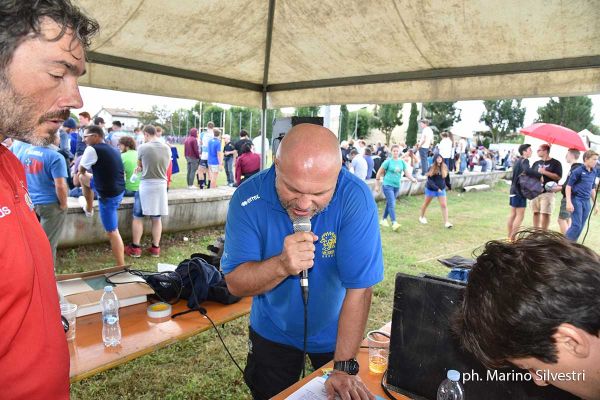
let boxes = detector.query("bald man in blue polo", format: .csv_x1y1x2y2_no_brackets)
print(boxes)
222,124,383,400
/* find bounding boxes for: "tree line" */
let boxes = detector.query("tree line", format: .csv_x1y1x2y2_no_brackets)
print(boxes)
138,96,599,145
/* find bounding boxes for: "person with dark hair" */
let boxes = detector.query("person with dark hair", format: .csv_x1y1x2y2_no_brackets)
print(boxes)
507,143,542,240
184,127,200,189
375,144,417,231
531,144,562,230
0,1,98,397
234,129,253,156
118,136,138,197
455,230,600,400
235,142,260,186
93,116,105,127
419,153,453,228
223,134,236,186
78,125,126,266
565,149,599,241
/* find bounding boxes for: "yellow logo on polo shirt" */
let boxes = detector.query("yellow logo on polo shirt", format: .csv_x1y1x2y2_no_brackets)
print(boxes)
320,232,336,258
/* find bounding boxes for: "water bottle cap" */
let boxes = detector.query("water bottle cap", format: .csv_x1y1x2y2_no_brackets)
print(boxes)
104,285,114,292
447,370,461,381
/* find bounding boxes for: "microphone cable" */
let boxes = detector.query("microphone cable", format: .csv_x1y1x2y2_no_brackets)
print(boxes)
301,283,308,378
581,180,599,245
171,261,245,377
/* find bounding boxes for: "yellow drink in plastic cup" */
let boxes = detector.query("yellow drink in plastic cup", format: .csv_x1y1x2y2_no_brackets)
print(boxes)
367,330,389,374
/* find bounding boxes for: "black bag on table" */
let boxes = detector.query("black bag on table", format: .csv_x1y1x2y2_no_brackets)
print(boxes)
176,257,241,308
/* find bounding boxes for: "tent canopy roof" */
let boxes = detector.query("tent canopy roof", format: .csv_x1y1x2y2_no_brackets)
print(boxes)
76,0,600,108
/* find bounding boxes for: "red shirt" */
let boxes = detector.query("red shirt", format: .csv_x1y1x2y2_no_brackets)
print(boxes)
235,152,261,185
0,145,69,399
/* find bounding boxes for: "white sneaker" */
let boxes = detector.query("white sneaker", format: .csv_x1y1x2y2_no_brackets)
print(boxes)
380,219,389,227
392,221,401,231
188,186,198,190
78,196,93,217
419,216,428,224
445,222,454,228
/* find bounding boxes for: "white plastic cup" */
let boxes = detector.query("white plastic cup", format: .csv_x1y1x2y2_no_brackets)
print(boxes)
60,302,78,341
367,330,390,374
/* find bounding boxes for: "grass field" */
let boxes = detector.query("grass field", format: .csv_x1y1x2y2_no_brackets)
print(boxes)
58,182,600,400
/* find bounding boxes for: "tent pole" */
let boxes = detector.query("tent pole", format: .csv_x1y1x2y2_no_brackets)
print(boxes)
261,91,267,170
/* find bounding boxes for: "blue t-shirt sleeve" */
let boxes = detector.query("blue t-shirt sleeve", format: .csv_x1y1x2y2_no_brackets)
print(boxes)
336,180,384,289
567,166,582,187
49,152,67,179
221,192,262,274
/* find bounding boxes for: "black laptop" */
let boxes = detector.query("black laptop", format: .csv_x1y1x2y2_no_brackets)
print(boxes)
385,273,578,400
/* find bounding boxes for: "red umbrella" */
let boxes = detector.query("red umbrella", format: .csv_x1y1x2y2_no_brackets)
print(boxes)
520,123,587,151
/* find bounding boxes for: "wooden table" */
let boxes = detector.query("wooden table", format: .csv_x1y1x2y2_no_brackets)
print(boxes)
274,322,411,399
69,297,252,382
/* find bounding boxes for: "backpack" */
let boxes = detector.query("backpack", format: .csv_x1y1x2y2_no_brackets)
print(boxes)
518,173,543,200
176,257,241,308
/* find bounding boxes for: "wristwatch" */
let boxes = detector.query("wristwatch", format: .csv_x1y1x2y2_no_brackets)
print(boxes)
333,358,360,375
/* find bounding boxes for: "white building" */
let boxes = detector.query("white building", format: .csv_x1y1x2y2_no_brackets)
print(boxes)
95,108,143,131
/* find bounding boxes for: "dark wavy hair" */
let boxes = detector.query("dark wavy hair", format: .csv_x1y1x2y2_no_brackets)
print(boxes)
0,0,99,70
118,136,136,151
454,229,600,368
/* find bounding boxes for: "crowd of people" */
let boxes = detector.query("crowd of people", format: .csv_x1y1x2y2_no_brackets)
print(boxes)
0,2,598,400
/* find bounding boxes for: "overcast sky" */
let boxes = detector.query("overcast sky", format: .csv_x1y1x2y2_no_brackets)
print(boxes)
73,86,600,133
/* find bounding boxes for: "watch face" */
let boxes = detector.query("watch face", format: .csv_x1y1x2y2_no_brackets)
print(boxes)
335,359,359,375
348,360,359,375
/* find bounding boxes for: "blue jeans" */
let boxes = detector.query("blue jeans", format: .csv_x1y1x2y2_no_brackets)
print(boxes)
224,157,234,185
382,185,399,222
419,148,429,175
565,197,591,241
459,153,467,173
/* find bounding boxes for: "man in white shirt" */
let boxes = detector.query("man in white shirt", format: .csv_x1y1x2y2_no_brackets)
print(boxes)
418,119,434,175
349,149,368,181
438,131,453,170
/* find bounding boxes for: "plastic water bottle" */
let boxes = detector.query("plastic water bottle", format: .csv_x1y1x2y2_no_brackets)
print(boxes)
129,172,139,183
437,370,465,400
101,286,121,347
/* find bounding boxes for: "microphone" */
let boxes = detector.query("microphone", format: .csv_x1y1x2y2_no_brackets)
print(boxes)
292,215,311,305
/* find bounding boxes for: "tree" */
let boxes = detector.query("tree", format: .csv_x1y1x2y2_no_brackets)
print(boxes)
422,102,461,137
370,104,402,145
339,105,349,141
202,104,225,128
536,96,595,133
295,106,320,117
480,99,526,144
405,103,419,146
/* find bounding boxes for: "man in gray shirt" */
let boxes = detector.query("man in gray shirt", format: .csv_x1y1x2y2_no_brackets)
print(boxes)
125,125,171,258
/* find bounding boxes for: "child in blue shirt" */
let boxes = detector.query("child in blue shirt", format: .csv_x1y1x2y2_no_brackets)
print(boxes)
565,150,599,241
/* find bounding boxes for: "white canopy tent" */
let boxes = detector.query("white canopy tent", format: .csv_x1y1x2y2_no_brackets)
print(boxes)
74,0,600,162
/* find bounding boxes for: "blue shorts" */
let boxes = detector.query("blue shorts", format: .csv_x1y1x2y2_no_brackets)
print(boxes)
132,191,160,219
98,191,124,232
425,187,446,197
509,194,527,208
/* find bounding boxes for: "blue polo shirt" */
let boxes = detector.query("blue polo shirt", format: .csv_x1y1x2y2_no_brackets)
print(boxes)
567,165,597,199
18,145,67,205
222,166,384,353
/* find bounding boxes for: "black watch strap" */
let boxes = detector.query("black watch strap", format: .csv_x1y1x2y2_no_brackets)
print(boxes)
333,358,359,375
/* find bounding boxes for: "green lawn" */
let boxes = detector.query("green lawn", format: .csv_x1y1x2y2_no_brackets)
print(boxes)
59,183,600,399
